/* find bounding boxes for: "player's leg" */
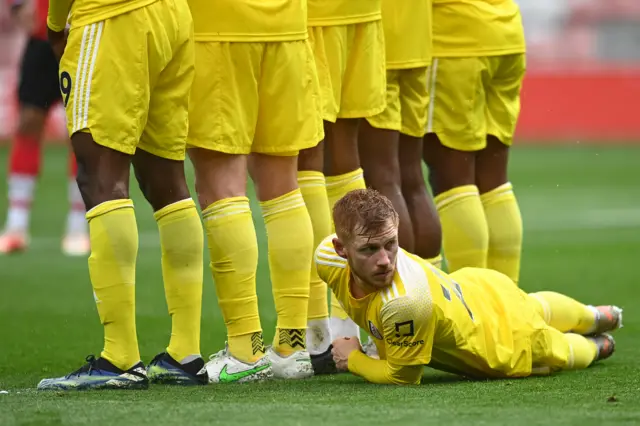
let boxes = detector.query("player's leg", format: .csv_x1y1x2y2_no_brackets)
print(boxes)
298,142,333,356
396,67,442,264
324,21,386,339
62,152,90,256
124,2,204,386
423,58,488,272
187,41,270,384
1,38,51,253
528,291,623,335
476,54,526,284
37,15,165,391
251,39,321,379
399,135,442,265
299,28,332,350
530,327,611,376
360,70,415,252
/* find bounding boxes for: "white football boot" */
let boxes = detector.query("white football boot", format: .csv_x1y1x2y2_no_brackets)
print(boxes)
267,347,314,380
204,344,273,384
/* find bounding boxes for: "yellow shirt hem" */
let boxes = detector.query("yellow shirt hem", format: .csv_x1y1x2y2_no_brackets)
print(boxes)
308,13,381,27
194,31,308,43
387,59,432,70
70,0,158,29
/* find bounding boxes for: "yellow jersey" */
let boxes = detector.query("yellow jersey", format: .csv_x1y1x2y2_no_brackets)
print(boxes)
307,0,381,27
48,0,158,31
382,0,432,69
315,235,544,380
189,0,307,42
432,0,525,57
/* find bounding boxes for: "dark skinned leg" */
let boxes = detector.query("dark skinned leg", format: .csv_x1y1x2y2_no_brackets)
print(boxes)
399,133,441,259
359,120,415,252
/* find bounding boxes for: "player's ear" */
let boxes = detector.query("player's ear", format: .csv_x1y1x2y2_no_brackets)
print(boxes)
332,237,348,259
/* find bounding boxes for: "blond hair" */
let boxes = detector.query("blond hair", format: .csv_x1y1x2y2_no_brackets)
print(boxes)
333,189,399,242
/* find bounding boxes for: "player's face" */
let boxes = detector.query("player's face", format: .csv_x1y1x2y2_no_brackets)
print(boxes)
343,221,399,289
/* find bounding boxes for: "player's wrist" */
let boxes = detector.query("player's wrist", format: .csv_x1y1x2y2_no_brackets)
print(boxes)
346,349,368,372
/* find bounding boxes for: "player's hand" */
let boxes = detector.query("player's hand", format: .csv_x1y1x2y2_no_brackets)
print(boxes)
331,337,362,372
48,27,68,61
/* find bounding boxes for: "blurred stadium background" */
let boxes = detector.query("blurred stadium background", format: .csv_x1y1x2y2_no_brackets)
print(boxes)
0,2,639,424
1,0,639,143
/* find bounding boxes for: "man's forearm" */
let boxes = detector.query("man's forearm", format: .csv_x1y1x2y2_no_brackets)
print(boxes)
347,351,422,385
47,0,72,32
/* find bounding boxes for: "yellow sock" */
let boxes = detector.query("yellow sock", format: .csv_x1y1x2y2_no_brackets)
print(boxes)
326,168,366,320
425,254,443,269
298,171,331,321
434,185,488,272
203,197,264,363
481,182,523,285
326,168,366,213
260,189,313,355
529,291,597,334
155,199,204,363
86,199,139,371
564,333,598,369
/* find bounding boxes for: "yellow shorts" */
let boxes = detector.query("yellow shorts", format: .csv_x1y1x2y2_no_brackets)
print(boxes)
59,0,194,160
187,40,322,155
308,20,386,122
426,54,526,151
366,67,430,138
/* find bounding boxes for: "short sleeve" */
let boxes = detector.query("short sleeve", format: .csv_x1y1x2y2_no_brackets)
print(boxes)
380,295,435,366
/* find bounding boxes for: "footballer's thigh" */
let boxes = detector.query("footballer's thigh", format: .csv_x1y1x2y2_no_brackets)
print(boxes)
423,58,486,194
339,20,386,119
59,12,156,207
484,54,526,151
59,16,150,158
426,57,486,152
253,40,322,157
187,41,262,206
134,0,195,210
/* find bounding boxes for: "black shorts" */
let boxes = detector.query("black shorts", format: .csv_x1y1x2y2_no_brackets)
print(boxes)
17,37,61,110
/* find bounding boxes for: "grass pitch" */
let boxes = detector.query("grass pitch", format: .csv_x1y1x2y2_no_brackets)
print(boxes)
0,144,639,425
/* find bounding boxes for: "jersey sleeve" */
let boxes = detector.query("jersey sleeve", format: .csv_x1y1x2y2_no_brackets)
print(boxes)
380,294,435,366
314,235,347,289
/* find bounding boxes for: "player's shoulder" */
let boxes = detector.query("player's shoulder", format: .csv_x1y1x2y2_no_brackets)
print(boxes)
314,234,346,269
380,252,433,319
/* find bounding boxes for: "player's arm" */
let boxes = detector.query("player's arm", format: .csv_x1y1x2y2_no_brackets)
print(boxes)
47,0,71,32
347,351,423,385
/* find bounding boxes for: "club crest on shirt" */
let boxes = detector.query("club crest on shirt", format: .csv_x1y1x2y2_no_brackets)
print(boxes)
368,321,383,340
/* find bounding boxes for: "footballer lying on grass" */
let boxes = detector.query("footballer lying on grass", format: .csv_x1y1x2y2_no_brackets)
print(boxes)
313,189,621,385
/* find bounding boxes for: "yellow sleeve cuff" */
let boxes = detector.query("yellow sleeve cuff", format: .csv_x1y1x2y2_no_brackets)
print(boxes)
47,0,72,32
348,351,423,385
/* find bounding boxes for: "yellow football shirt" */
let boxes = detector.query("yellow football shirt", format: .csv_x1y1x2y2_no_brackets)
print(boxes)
315,235,539,379
382,0,432,69
307,0,382,27
189,0,307,42
432,0,526,57
48,0,158,31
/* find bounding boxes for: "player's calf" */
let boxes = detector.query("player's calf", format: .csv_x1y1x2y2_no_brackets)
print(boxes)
399,133,442,260
359,121,415,252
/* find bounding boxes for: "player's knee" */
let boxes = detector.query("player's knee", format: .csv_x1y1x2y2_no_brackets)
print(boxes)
423,133,475,196
133,159,190,212
298,142,324,173
251,153,299,201
189,148,247,209
476,135,509,194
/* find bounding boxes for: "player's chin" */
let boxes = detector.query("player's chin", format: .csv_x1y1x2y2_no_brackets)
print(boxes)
372,270,394,287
